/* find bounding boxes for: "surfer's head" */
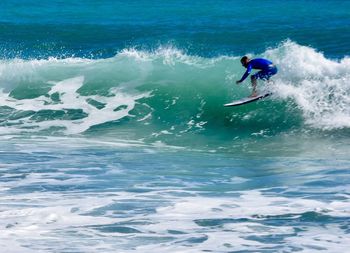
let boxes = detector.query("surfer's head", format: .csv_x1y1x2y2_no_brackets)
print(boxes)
240,56,250,68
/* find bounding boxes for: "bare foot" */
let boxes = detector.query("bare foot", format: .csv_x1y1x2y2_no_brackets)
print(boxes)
249,93,258,98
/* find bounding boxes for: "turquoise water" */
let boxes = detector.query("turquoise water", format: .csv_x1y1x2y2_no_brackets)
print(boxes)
0,1,349,252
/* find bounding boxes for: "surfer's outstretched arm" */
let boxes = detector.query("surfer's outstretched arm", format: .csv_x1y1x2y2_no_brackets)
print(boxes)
236,64,252,84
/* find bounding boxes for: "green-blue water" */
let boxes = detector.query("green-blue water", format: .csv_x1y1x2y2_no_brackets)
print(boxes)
0,1,349,252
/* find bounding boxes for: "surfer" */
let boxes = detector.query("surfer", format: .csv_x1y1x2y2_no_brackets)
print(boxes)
236,56,278,97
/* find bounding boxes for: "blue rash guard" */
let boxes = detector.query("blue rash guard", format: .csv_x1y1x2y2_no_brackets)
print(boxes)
238,58,278,82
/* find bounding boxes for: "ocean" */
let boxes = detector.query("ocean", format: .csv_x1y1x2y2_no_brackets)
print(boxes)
0,1,349,252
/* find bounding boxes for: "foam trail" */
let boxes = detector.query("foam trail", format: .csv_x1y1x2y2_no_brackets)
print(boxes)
0,76,148,134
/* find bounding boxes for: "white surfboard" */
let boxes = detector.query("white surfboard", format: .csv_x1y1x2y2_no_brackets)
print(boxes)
224,92,271,107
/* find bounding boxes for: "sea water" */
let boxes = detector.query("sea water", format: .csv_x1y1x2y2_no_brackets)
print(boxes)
0,1,349,252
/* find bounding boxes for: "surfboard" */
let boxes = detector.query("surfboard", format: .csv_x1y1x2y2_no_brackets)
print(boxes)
224,92,271,107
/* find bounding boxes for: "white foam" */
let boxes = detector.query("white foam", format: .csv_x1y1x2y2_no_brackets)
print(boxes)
264,40,350,129
132,189,350,252
285,225,350,253
0,76,149,134
1,180,349,253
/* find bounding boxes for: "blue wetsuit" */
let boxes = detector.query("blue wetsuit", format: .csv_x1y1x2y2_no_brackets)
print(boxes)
238,58,277,82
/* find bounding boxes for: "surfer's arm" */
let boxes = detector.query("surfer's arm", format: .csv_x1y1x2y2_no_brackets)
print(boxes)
236,64,252,83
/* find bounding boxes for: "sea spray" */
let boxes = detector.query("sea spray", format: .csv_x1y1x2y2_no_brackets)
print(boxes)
265,41,350,129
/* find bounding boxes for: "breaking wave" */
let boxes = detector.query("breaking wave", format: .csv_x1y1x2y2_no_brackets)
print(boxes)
0,41,349,143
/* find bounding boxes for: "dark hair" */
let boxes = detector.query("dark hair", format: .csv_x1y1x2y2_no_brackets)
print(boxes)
240,56,248,63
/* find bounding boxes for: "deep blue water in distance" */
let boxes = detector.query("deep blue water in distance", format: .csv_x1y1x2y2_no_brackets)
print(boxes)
1,0,350,58
0,1,349,252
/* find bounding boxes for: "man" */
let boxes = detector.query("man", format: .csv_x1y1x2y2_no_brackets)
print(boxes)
236,56,278,97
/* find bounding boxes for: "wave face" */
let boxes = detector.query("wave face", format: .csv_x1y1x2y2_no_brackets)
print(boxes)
0,41,349,144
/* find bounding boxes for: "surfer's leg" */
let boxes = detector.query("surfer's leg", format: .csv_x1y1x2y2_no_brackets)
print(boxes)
265,67,277,86
250,67,277,97
266,67,278,82
250,75,258,97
